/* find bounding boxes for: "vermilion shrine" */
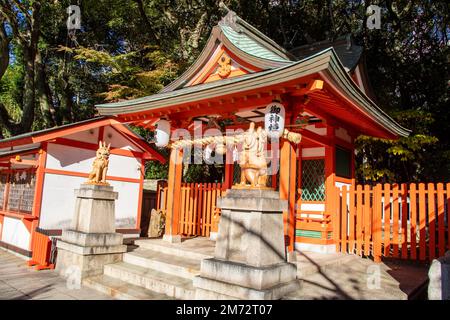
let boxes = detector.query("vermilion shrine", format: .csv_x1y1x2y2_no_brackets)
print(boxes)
96,10,409,254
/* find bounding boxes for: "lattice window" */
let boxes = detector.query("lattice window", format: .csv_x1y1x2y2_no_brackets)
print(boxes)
7,171,36,213
301,159,325,201
0,174,7,209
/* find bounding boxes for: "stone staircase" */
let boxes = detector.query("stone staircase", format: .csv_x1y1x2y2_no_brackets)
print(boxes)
83,238,213,300
82,238,428,300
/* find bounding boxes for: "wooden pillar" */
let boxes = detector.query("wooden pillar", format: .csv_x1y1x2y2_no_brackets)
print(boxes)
29,143,48,250
325,126,336,245
279,139,297,253
164,148,184,241
224,150,234,189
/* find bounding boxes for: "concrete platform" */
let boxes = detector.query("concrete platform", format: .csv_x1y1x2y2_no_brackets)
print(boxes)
4,236,425,300
286,253,429,300
0,248,113,300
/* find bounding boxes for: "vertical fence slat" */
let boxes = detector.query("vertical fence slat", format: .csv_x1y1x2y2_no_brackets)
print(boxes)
341,186,348,253
428,183,436,261
410,183,417,260
383,183,391,257
436,183,445,258
392,184,399,258
356,185,363,256
364,185,371,256
333,186,341,253
197,184,203,235
373,184,382,262
349,185,356,254
180,185,186,234
188,183,195,235
202,184,208,236
418,183,427,261
193,183,199,236
204,183,212,237
401,183,408,259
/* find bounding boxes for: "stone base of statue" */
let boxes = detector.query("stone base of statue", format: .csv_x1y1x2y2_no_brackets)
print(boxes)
56,184,127,286
193,189,300,300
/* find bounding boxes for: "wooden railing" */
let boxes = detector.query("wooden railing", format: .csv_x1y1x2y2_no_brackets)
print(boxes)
333,183,450,262
27,231,55,270
157,182,226,237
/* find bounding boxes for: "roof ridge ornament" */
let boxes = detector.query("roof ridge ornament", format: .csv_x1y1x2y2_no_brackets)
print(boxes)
218,3,241,33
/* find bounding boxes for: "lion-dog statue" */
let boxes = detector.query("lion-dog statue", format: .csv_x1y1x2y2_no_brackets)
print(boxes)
87,141,111,185
238,122,269,188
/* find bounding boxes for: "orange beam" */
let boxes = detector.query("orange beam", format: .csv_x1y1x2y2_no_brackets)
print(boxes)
44,168,141,183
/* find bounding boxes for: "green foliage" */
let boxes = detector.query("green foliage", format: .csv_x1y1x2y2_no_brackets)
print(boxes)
1,0,449,182
183,164,224,183
355,110,441,183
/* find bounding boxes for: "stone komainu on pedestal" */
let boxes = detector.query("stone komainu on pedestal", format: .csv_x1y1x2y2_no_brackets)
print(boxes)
55,184,127,285
194,189,300,300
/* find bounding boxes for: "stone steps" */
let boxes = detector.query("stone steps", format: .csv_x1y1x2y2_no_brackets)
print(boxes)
103,261,195,299
296,251,359,278
123,248,201,280
83,275,174,300
134,238,213,261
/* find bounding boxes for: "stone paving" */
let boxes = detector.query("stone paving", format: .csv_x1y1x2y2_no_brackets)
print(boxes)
0,248,114,300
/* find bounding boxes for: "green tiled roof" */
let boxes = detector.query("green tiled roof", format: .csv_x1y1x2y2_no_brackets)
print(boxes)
95,48,410,138
220,25,289,63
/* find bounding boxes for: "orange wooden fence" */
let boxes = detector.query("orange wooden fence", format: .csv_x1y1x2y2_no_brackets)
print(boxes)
333,183,450,262
157,182,226,237
27,231,55,270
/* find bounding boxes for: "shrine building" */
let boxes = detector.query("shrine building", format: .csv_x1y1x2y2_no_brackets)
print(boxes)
0,117,163,259
94,11,409,254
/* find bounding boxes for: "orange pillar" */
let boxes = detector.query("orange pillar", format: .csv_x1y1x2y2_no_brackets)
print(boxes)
224,150,234,189
29,143,48,251
279,139,297,254
164,147,184,242
325,126,336,247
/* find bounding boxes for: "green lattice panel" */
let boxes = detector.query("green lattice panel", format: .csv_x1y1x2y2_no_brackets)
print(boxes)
296,229,322,239
301,159,325,201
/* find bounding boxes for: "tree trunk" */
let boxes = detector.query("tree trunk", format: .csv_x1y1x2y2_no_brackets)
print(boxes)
35,49,57,127
0,19,10,79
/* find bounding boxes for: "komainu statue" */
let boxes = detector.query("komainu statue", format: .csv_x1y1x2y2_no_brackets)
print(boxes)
238,122,269,188
169,122,302,190
87,141,111,185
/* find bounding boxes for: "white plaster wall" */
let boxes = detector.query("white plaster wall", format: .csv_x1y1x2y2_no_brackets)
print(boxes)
305,125,326,136
299,203,325,219
109,179,139,228
46,143,141,179
107,154,141,180
300,203,325,212
39,173,139,230
1,217,30,250
64,128,99,143
46,143,95,173
103,126,141,152
302,147,325,158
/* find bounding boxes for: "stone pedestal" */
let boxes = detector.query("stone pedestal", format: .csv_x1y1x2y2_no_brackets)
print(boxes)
194,189,300,300
428,251,450,300
56,184,127,285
